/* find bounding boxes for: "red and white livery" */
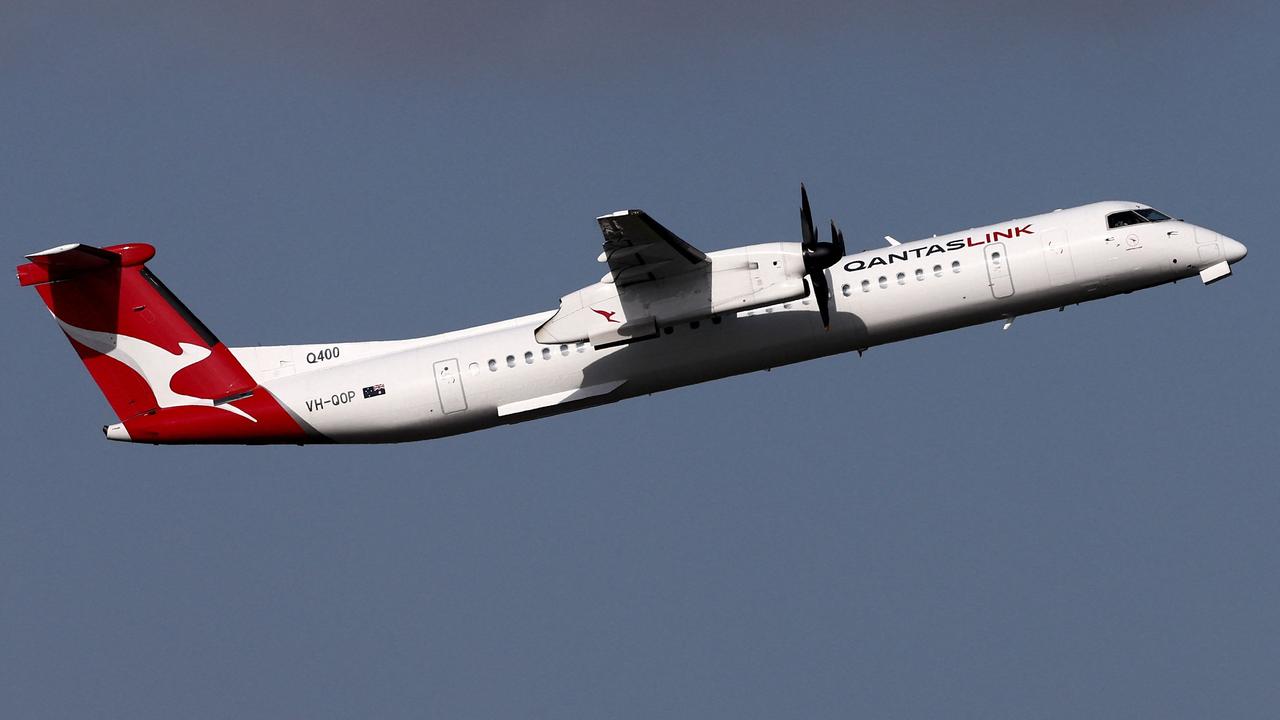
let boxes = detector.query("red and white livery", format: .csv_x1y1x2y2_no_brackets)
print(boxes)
17,189,1247,445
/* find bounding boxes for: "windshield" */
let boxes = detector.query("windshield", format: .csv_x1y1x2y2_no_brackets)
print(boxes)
1108,207,1172,229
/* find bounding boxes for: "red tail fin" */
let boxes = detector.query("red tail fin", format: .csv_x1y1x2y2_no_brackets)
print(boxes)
18,243,309,444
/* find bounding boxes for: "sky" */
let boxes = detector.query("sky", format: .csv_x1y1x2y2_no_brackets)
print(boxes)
3,1,1278,717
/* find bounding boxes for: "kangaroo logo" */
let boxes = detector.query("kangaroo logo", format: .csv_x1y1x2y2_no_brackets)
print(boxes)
591,308,620,324
56,318,256,422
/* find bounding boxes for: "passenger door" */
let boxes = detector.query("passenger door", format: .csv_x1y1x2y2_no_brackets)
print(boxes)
984,242,1015,299
433,358,468,414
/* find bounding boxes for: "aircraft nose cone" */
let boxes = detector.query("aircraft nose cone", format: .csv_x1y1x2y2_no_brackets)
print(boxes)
1222,236,1248,263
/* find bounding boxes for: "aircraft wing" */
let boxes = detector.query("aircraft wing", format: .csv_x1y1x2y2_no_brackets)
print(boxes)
596,210,708,286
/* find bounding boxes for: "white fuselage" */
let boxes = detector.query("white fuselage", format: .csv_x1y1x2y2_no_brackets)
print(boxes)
229,201,1244,443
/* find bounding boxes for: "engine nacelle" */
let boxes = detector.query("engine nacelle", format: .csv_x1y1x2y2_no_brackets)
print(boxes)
535,243,807,347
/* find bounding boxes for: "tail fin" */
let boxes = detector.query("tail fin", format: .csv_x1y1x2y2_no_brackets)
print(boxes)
18,243,309,444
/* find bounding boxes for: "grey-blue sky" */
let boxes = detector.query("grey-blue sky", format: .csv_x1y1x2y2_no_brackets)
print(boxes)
3,2,1278,718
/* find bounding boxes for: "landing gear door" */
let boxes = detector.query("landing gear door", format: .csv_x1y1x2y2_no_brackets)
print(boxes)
984,242,1015,299
433,358,468,414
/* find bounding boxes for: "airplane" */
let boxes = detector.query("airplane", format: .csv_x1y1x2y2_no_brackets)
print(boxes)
17,187,1247,445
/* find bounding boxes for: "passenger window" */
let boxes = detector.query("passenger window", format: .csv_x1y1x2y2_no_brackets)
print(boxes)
468,362,479,375
711,315,722,324
541,347,551,360
861,279,871,292
663,326,674,335
841,284,851,297
488,359,497,372
896,272,905,285
506,355,515,368
576,342,586,353
878,276,888,289
951,261,960,273
524,351,534,364
915,268,924,281
933,264,942,277
690,320,700,329
560,344,569,356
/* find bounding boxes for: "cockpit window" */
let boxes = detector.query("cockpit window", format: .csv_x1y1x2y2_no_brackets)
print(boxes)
1107,210,1146,228
1108,208,1172,229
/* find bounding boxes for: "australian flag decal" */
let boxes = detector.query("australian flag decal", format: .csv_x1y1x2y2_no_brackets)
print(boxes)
362,384,386,399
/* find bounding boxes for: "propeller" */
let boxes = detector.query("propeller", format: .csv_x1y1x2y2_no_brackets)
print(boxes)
800,184,846,329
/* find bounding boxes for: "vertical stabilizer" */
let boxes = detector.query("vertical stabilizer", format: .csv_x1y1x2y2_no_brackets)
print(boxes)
17,243,311,444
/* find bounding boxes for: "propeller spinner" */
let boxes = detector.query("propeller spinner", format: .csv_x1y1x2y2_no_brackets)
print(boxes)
799,184,846,329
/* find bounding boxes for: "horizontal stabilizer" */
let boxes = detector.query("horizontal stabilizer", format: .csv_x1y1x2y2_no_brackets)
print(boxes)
26,243,118,267
17,243,155,286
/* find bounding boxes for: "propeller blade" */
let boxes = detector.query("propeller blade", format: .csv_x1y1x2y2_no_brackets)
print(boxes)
830,220,845,258
811,269,831,329
798,184,842,329
801,184,817,251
